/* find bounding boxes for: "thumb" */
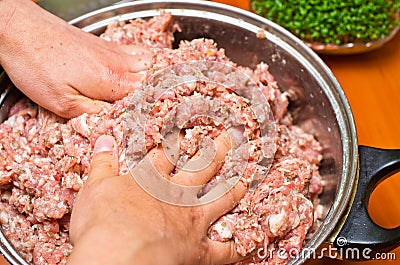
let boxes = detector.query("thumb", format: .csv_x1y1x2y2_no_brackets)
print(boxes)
119,44,154,72
208,239,244,265
53,94,111,119
88,135,119,184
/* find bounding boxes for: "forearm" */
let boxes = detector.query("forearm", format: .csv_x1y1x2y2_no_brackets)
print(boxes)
0,0,32,40
0,0,41,33
0,0,36,65
0,0,70,66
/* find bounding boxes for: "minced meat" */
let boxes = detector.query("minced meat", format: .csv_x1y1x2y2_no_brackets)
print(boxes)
0,12,323,265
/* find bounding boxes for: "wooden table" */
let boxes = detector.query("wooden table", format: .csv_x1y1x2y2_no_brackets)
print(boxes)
309,29,400,265
309,35,400,265
1,1,399,264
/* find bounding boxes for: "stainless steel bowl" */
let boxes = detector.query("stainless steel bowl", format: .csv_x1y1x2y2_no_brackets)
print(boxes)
37,0,120,20
1,1,399,264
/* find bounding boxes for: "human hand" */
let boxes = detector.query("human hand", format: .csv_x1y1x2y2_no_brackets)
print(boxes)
68,133,247,265
0,0,152,118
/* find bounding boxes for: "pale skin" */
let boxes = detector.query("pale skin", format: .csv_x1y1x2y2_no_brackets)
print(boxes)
0,0,247,263
0,0,153,118
69,133,247,265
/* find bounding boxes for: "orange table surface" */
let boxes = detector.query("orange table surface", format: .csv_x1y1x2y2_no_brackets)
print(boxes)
215,1,400,265
1,1,400,265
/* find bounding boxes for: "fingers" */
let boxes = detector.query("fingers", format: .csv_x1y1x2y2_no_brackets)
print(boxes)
119,44,154,72
201,180,247,224
112,71,146,100
87,135,119,184
91,68,146,103
72,44,152,104
104,44,154,101
171,131,232,186
147,145,175,179
208,239,244,265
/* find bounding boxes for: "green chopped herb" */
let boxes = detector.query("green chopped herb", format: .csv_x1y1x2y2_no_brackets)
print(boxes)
261,211,267,216
251,0,400,45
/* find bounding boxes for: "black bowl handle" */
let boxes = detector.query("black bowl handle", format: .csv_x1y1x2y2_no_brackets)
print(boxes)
334,146,400,260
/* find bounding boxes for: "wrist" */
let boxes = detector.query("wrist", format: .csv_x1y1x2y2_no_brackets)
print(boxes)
67,224,180,265
0,0,28,66
68,225,138,265
0,0,17,39
0,0,63,66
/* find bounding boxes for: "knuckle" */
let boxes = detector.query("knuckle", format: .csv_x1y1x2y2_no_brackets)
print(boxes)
197,238,210,264
219,131,232,149
226,188,236,204
91,154,114,169
173,171,195,186
53,94,81,118
85,172,113,190
229,241,238,262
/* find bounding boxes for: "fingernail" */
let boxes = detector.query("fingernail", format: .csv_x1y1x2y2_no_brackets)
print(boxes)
94,135,115,154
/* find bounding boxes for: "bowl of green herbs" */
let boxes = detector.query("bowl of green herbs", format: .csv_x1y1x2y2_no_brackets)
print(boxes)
250,0,400,55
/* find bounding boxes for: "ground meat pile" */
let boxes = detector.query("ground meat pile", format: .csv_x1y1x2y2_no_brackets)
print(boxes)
0,12,323,265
